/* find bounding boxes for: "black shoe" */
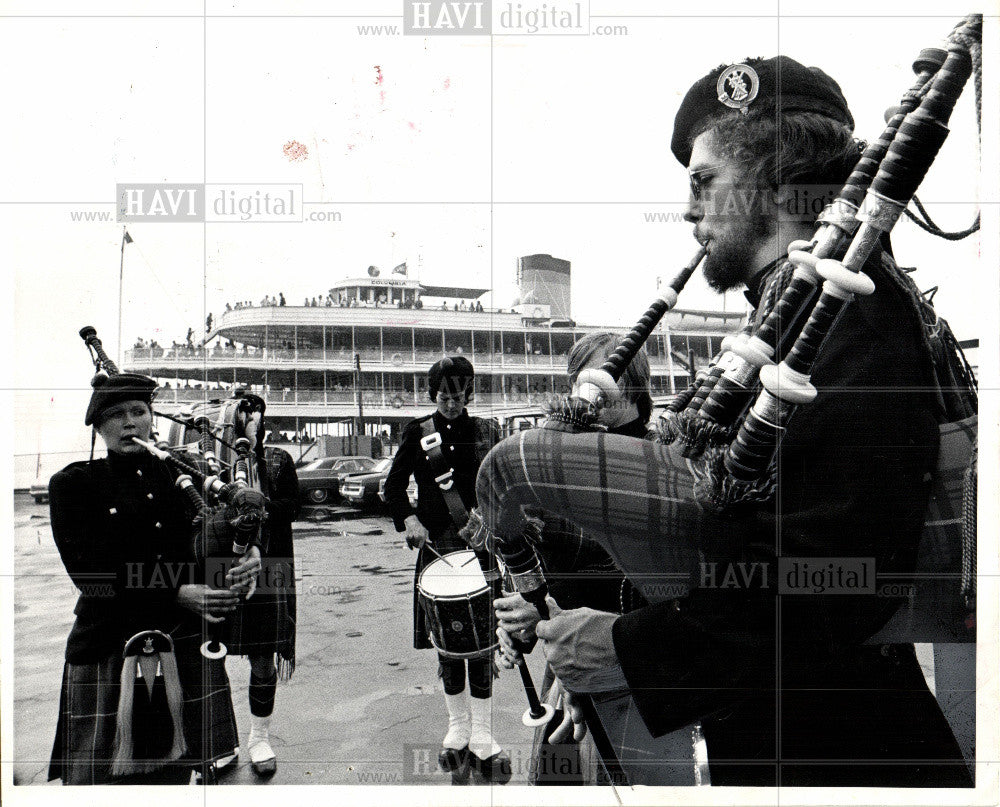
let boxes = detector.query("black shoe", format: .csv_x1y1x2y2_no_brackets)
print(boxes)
438,745,468,773
470,749,512,784
251,757,277,778
439,746,471,785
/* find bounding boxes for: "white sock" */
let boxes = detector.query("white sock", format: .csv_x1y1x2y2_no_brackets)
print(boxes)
469,696,502,759
443,690,471,750
248,715,275,763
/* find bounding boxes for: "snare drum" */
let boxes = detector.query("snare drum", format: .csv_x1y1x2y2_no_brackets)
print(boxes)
417,550,498,659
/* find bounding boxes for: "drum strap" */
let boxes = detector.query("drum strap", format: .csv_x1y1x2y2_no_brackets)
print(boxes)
418,420,502,588
419,419,470,531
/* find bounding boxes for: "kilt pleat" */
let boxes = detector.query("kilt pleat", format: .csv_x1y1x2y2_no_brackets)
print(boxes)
224,553,296,674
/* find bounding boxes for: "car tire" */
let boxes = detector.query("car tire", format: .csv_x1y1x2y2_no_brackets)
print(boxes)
307,488,330,504
310,507,332,521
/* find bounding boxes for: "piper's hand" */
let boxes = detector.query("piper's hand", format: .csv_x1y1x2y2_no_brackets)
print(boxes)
226,545,262,598
495,627,523,670
548,680,588,744
403,515,430,550
494,592,542,635
177,583,239,623
534,596,625,692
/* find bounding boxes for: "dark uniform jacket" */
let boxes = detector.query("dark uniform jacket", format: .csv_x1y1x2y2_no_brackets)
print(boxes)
611,252,972,787
49,450,199,663
385,409,499,538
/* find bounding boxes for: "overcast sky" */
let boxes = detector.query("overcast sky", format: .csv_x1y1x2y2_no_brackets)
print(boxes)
3,1,995,487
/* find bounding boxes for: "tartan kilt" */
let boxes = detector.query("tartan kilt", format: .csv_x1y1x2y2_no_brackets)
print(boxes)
224,550,297,675
412,527,470,651
48,621,238,785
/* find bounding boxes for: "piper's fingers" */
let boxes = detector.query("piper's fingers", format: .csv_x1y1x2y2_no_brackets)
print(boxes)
549,703,574,744
496,626,513,648
566,694,587,742
498,615,537,633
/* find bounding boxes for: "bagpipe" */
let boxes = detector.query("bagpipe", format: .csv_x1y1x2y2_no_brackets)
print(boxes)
80,326,268,660
461,13,981,783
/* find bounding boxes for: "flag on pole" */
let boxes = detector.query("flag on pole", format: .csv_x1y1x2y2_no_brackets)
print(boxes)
392,261,407,275
123,230,134,244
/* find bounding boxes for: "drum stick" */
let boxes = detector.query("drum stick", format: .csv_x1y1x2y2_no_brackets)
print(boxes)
423,542,455,567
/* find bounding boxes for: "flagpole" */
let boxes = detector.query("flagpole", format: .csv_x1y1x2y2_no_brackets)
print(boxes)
118,226,127,367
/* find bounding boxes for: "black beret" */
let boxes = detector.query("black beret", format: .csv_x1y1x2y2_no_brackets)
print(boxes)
671,55,854,166
85,373,157,426
428,355,475,401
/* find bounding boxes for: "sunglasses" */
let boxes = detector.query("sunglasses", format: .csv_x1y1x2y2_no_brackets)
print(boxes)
688,166,721,201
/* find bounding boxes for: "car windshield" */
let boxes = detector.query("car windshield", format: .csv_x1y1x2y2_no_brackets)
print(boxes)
336,457,377,472
373,459,392,473
300,457,339,472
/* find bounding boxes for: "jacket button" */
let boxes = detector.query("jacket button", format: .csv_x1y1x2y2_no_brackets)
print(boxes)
136,469,143,477
147,493,154,500
154,522,162,529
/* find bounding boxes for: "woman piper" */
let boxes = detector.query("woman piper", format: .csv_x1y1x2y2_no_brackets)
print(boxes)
47,372,249,785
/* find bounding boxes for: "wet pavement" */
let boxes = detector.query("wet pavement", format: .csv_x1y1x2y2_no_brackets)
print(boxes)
12,494,547,787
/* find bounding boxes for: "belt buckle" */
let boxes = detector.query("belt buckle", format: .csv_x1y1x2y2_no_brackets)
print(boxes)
435,469,454,490
420,432,442,451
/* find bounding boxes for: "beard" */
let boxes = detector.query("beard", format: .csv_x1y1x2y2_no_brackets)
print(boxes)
701,212,772,293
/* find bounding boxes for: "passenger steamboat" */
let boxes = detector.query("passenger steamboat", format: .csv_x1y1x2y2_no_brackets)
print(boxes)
123,254,741,450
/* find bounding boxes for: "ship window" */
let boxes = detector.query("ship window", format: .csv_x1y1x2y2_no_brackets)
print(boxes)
384,329,413,355
550,331,573,359
645,334,664,358
326,327,351,353
689,335,710,367
355,327,381,362
444,329,471,355
501,331,525,360
414,328,443,363
473,330,492,355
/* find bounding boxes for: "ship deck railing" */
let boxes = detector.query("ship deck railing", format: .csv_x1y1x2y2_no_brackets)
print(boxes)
125,348,694,371
151,388,687,410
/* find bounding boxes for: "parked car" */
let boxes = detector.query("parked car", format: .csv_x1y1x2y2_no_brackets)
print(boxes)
377,474,418,509
297,455,379,504
29,478,49,504
340,459,394,510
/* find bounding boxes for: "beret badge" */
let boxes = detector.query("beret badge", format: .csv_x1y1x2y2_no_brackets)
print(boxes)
717,63,759,114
